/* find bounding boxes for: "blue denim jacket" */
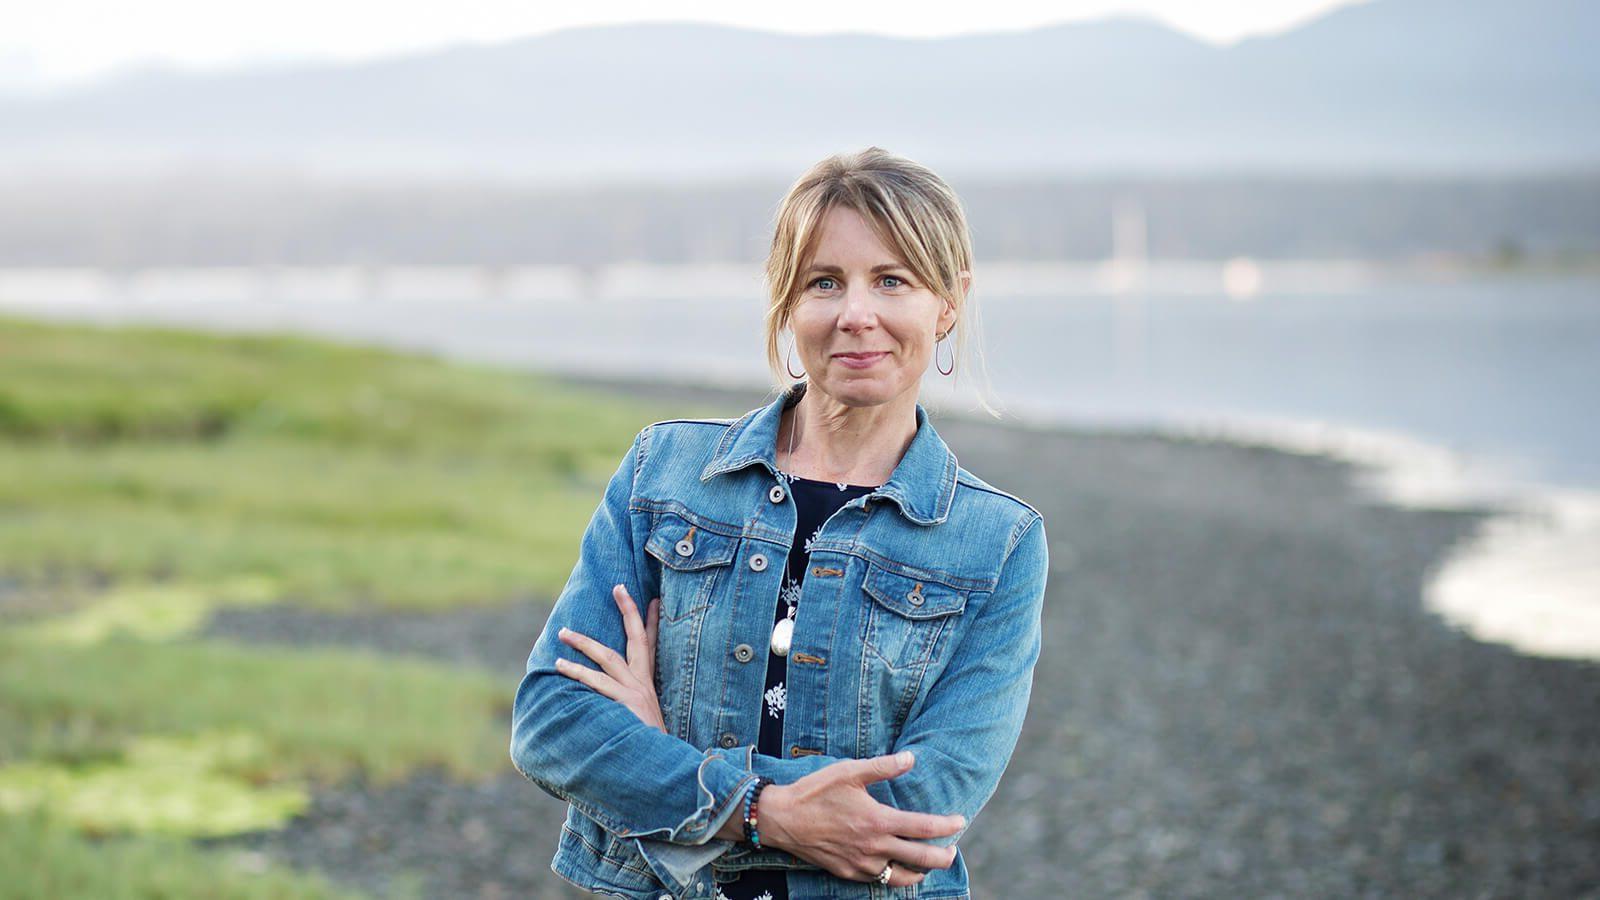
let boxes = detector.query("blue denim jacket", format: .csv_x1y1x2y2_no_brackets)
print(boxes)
509,379,1048,899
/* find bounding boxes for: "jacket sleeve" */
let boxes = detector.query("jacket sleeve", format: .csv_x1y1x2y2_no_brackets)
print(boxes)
508,424,758,889
739,512,1049,852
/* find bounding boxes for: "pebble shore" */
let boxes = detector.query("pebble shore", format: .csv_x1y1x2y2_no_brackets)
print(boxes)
200,374,1600,899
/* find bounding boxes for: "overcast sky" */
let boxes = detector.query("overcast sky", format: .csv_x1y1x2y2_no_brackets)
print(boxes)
4,0,1364,92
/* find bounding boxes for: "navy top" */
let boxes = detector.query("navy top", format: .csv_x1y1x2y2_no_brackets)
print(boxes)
715,469,879,900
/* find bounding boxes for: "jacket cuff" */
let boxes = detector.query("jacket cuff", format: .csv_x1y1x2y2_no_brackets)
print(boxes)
632,745,756,889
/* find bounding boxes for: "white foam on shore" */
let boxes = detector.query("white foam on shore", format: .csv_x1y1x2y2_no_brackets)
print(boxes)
948,392,1600,664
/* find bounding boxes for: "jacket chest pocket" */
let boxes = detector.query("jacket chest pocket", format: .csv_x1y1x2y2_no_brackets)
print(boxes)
860,562,969,672
644,511,741,740
644,511,740,624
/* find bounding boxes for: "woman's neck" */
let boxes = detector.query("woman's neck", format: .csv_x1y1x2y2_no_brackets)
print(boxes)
776,386,918,486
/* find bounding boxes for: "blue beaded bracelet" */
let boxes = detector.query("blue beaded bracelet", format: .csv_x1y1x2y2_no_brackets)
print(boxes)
742,776,774,848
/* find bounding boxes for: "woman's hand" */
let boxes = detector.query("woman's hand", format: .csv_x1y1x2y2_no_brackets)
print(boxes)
756,752,965,889
553,583,666,733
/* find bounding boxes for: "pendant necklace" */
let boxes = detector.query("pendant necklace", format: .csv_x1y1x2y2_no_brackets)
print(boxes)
771,403,799,658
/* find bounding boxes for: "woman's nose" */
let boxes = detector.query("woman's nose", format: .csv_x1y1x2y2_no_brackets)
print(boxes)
837,285,878,330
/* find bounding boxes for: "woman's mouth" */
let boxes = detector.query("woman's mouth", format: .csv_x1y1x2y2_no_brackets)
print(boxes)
833,351,887,369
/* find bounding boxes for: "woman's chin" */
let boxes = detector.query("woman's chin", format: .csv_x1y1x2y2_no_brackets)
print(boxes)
817,372,902,407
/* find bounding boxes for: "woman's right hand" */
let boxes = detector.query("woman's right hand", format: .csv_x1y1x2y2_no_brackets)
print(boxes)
756,751,964,889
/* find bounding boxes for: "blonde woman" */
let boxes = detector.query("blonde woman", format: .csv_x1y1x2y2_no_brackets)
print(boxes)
511,147,1049,900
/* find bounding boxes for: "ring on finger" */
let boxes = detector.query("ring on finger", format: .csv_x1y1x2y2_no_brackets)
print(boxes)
876,862,893,885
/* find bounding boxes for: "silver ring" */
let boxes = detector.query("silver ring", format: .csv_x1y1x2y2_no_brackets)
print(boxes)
876,861,893,885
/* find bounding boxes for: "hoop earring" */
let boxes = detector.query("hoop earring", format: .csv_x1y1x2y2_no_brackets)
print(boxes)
935,330,954,376
786,342,804,379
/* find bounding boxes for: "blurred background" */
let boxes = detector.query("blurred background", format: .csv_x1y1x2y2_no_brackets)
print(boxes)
1,1,1596,897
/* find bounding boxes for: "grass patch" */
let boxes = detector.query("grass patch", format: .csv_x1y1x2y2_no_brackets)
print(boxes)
0,730,308,838
0,313,691,611
0,809,368,900
0,632,509,785
11,575,281,645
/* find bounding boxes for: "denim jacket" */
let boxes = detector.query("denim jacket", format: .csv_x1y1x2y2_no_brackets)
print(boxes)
510,379,1049,900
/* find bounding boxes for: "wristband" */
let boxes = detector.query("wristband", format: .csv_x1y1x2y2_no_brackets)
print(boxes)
741,776,774,849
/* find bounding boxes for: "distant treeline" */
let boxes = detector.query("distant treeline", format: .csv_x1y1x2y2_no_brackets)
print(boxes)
1,171,1596,267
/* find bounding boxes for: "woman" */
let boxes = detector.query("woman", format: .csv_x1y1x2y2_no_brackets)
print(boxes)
510,147,1049,900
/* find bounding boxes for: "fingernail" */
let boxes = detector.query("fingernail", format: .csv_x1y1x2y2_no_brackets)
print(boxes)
558,627,570,636
897,751,913,766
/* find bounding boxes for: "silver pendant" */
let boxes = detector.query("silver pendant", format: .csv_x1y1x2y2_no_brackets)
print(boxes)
770,617,794,657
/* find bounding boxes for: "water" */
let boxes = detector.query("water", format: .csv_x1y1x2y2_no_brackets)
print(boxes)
1,262,1596,658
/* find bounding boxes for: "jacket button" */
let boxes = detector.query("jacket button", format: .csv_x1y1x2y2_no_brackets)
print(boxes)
719,732,738,748
907,589,925,606
734,643,754,663
769,484,785,503
675,539,694,557
749,553,767,572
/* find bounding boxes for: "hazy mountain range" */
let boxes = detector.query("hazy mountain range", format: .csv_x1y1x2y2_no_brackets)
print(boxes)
2,0,1596,179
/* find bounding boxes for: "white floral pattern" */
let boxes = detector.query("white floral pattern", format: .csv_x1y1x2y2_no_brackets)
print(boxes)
764,682,786,718
801,523,823,555
779,575,802,609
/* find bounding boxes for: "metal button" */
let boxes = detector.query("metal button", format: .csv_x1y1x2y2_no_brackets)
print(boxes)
719,732,738,749
749,553,767,572
769,484,785,503
907,589,925,606
734,643,754,663
675,538,694,557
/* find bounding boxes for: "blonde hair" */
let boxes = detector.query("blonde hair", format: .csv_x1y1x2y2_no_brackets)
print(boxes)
761,146,1001,418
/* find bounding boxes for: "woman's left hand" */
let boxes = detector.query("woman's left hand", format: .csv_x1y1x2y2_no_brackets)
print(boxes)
554,583,667,733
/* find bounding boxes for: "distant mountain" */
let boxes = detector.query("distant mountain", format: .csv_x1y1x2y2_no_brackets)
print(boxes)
0,0,1595,178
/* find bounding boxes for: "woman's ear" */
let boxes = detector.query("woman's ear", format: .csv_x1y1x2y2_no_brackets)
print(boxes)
938,295,960,336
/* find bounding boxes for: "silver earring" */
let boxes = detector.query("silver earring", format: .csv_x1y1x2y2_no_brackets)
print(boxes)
786,342,804,379
935,330,954,376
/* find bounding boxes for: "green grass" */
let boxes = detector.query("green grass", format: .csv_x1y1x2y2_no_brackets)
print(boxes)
0,810,369,900
0,312,732,897
0,313,671,610
0,633,509,785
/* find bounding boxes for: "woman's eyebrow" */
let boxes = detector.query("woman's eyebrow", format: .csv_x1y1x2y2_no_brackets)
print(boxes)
806,263,907,275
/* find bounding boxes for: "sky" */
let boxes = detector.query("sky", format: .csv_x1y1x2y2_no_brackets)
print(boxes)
3,0,1364,92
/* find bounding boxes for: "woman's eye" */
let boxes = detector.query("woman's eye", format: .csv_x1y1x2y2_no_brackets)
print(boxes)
809,275,908,290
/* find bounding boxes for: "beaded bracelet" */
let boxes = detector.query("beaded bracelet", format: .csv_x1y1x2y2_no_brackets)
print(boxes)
742,776,774,848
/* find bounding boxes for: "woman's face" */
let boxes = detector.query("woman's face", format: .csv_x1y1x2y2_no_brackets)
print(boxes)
789,205,963,408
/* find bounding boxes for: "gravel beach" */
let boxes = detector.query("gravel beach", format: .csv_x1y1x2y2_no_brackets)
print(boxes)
200,374,1600,899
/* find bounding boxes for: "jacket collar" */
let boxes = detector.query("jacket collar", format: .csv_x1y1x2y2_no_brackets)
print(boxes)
700,379,958,526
